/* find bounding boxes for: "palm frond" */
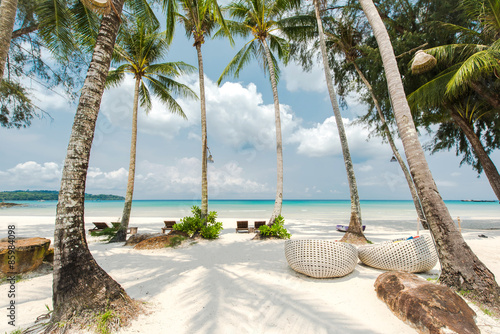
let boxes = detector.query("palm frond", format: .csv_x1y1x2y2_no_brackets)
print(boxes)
147,62,197,77
37,0,76,58
138,81,153,112
425,44,489,66
106,64,131,88
268,33,289,65
408,68,458,110
217,40,258,85
127,0,160,31
446,49,500,96
164,0,179,44
145,76,189,118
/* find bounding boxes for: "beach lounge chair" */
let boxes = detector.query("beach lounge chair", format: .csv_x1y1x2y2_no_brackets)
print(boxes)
236,221,250,233
285,239,358,278
162,221,176,234
254,221,266,232
357,235,438,273
88,222,110,233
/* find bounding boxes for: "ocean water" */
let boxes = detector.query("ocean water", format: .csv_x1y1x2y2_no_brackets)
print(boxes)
1,199,498,230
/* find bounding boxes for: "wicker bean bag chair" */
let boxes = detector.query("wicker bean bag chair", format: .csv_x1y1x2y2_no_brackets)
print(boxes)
284,239,358,278
358,235,438,273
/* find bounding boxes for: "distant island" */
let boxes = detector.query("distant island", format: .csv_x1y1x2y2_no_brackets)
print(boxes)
0,190,124,201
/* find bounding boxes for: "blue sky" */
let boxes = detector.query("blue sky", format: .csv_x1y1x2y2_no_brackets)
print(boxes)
0,19,498,201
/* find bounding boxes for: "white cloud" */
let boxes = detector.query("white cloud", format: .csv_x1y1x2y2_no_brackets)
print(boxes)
283,62,326,93
0,161,62,189
86,167,128,190
100,74,301,153
289,116,391,160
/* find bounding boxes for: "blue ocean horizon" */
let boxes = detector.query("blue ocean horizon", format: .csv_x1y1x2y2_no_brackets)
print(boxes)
1,198,498,223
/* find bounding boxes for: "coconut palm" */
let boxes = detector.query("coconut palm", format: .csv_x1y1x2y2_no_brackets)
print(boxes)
106,22,197,242
311,0,368,243
165,0,230,221
408,0,500,201
322,15,427,228
358,0,500,308
217,0,300,224
0,0,18,81
50,0,136,327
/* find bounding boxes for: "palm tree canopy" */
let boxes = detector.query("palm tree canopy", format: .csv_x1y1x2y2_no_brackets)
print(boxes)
216,0,302,85
164,0,232,46
106,22,197,116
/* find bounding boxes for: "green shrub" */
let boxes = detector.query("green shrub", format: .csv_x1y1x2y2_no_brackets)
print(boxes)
258,215,291,239
167,236,187,248
174,206,223,239
90,227,117,241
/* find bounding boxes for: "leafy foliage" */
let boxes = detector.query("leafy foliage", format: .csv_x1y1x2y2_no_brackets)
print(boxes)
174,206,224,239
0,190,124,201
90,228,117,241
258,215,291,239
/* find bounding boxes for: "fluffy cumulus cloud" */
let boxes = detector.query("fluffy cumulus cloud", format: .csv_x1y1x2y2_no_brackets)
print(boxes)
86,167,129,190
131,158,269,198
289,116,391,161
0,161,62,189
100,73,301,152
283,62,326,93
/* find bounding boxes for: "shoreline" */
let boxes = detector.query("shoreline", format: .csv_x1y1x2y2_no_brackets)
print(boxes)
0,215,499,333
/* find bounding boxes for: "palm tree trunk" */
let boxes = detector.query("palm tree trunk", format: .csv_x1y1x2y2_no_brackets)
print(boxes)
359,0,499,308
261,38,283,225
51,0,132,325
351,61,427,228
0,0,18,81
196,43,209,223
449,107,500,201
314,0,366,243
112,77,141,242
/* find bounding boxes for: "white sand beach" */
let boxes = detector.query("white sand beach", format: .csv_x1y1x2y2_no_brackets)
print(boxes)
1,215,499,334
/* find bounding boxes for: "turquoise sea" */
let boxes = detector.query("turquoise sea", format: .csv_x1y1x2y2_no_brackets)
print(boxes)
1,199,498,230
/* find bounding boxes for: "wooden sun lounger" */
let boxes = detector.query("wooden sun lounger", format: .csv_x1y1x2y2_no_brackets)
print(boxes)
88,222,110,233
162,220,177,234
254,221,266,232
236,221,251,233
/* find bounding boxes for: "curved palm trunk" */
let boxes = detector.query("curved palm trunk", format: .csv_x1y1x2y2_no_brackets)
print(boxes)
51,0,132,325
262,38,284,225
112,77,141,242
196,43,209,222
351,61,427,228
314,0,366,243
449,107,500,201
0,0,18,81
359,0,499,307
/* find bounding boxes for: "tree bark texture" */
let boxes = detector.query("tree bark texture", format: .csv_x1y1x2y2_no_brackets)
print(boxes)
197,43,209,222
52,0,130,323
11,23,39,39
262,38,283,225
449,107,500,201
0,0,18,81
314,0,366,243
113,77,141,242
351,61,427,228
359,0,499,307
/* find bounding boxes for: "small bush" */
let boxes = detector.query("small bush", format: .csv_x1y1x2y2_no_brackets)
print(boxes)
90,227,117,241
96,309,118,334
258,215,291,239
174,206,223,239
167,236,187,248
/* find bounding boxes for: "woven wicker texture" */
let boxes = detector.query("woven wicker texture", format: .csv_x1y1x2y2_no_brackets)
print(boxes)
411,50,437,74
285,240,358,278
358,235,438,273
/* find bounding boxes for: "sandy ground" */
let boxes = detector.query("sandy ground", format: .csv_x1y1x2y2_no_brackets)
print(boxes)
0,216,499,334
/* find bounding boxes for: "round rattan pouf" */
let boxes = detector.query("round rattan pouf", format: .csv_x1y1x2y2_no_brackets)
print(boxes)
358,235,438,273
284,239,358,278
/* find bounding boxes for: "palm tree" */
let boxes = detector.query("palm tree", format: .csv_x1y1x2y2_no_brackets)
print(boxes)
106,22,197,242
50,0,137,327
217,0,300,224
323,16,427,228
312,0,367,243
407,0,500,201
0,0,18,81
165,0,230,221
358,0,499,308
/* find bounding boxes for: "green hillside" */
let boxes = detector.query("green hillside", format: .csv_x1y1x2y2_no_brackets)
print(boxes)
0,190,124,201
